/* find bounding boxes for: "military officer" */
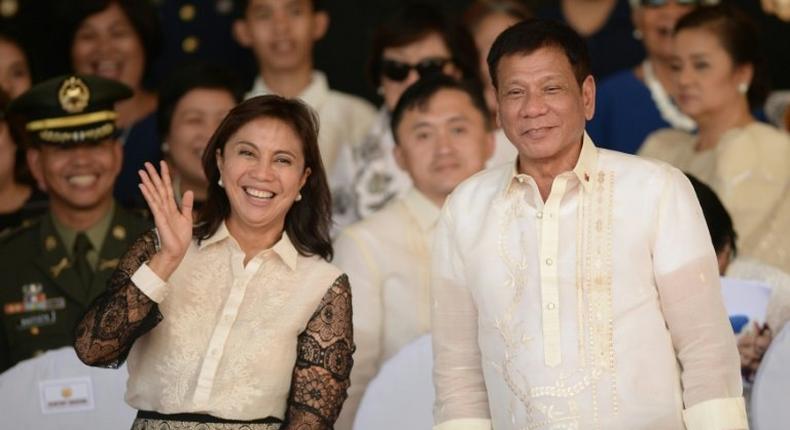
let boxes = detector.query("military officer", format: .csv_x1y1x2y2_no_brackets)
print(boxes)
0,74,150,372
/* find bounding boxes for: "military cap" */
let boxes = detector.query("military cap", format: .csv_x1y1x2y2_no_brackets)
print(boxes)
7,74,132,146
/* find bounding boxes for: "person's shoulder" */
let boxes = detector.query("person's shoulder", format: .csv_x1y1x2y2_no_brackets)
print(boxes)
337,197,407,244
738,122,790,147
638,127,694,158
600,146,685,184
325,87,376,115
114,206,153,231
301,254,345,283
445,164,512,211
598,68,640,92
0,217,41,260
720,122,790,176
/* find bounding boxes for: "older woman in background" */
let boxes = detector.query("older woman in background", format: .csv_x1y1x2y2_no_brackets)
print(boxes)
157,62,243,210
67,0,163,209
75,95,354,429
587,0,700,154
640,4,789,269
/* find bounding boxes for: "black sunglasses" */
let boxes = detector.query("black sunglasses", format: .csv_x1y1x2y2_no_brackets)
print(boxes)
640,0,700,7
380,58,452,82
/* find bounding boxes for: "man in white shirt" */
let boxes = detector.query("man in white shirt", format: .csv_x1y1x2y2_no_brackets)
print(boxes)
333,75,494,429
431,19,747,430
233,0,376,175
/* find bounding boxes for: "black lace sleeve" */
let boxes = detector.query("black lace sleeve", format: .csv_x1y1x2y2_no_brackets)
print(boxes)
283,274,355,430
73,229,164,368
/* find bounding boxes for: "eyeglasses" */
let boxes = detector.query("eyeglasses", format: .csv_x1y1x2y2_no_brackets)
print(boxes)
380,58,452,82
640,0,701,7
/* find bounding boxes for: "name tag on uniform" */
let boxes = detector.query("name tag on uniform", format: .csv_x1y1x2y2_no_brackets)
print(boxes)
39,377,95,414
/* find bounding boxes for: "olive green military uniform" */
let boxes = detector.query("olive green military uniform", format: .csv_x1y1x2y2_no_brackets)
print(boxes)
0,207,150,372
1,73,147,372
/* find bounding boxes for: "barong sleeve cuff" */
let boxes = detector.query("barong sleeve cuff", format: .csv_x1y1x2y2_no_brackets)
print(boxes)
682,397,748,430
433,418,492,430
130,263,167,303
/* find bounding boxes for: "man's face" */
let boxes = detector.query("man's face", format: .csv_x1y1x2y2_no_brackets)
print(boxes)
495,47,594,165
394,88,494,204
234,0,328,74
27,139,122,211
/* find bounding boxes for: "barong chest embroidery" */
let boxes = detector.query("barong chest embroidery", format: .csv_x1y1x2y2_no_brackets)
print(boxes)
493,170,617,429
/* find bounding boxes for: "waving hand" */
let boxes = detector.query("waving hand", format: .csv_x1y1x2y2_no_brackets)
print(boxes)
138,161,194,280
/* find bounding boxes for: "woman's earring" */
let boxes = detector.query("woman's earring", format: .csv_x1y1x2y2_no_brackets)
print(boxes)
161,141,170,152
738,82,749,94
295,193,302,202
218,176,224,188
633,29,643,40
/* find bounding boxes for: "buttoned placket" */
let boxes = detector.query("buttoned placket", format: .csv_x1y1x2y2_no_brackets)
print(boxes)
538,175,569,367
192,243,264,405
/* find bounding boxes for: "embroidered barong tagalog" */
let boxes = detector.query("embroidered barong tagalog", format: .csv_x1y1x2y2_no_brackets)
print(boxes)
494,169,616,429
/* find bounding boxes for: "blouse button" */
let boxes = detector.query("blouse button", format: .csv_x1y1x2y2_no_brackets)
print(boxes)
536,211,543,219
545,258,553,266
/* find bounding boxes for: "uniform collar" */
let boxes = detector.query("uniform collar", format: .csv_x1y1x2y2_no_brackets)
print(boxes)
51,201,115,256
247,71,330,109
504,131,598,194
402,188,441,233
199,221,299,271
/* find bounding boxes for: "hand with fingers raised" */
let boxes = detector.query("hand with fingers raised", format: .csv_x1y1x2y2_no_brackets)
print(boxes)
138,161,195,281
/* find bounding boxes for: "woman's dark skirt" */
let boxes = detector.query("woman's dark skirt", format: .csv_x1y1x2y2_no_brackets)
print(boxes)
131,410,282,430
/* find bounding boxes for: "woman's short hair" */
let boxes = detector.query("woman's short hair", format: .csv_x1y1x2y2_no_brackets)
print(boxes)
157,62,245,139
65,0,163,89
368,1,481,90
674,4,769,110
195,95,333,261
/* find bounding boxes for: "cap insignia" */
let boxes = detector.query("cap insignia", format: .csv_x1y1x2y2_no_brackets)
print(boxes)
58,77,90,114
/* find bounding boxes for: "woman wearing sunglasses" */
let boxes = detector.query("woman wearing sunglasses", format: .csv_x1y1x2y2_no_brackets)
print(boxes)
330,2,480,228
586,0,701,155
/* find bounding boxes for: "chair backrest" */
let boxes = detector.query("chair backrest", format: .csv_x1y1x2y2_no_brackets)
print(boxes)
353,334,435,430
720,276,772,332
0,346,136,429
751,322,790,430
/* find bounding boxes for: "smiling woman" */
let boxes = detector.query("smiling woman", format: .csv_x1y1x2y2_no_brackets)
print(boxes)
66,0,163,209
157,63,244,207
74,95,352,429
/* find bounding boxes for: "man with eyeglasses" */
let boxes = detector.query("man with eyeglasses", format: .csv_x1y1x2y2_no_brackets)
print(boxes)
430,19,746,430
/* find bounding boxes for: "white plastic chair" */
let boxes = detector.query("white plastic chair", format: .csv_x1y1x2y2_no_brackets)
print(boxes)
0,346,135,429
751,322,790,430
353,334,435,430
